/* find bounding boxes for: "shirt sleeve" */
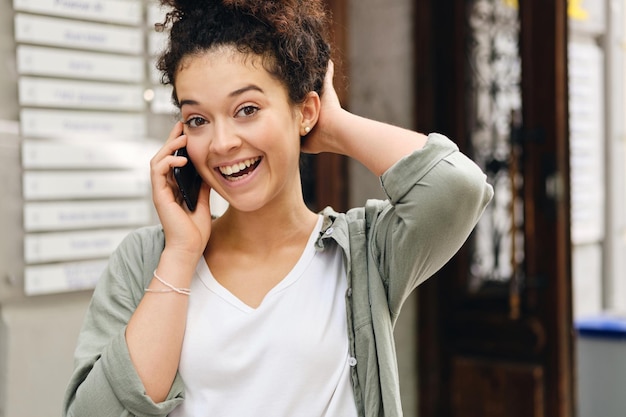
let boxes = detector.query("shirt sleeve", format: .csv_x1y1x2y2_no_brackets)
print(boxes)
63,227,185,417
372,133,494,318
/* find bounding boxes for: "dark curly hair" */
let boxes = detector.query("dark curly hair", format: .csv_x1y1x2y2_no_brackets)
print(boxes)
156,0,331,107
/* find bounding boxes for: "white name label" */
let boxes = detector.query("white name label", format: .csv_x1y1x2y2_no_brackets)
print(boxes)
150,85,177,114
22,139,159,169
568,41,605,244
23,171,150,200
24,229,131,264
147,3,170,28
24,200,153,231
149,58,162,84
24,259,109,295
20,109,146,139
19,77,145,110
148,30,168,57
13,0,142,25
17,46,145,82
15,13,144,54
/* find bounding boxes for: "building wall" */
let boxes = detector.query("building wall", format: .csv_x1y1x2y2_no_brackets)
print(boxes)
347,0,418,416
0,1,420,416
607,0,626,312
569,0,626,318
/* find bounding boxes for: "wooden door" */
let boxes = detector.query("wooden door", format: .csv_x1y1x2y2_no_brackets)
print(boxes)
414,0,574,416
302,0,349,212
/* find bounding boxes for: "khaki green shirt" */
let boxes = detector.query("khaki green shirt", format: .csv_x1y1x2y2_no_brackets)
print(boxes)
64,133,493,417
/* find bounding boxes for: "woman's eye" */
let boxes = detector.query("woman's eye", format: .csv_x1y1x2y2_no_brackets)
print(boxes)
184,116,207,128
236,105,259,117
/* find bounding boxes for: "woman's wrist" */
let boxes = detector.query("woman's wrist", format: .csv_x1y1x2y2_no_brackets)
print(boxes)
305,108,353,155
158,248,203,277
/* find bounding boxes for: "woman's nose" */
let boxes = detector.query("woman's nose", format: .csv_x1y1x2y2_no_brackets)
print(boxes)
208,123,241,154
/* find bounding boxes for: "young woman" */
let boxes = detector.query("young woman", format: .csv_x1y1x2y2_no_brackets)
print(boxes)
63,1,493,416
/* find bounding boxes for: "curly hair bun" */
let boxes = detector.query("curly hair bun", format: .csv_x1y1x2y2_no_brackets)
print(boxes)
160,0,325,34
157,0,331,105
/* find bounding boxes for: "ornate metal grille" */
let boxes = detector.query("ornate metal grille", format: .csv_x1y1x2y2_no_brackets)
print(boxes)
466,0,524,294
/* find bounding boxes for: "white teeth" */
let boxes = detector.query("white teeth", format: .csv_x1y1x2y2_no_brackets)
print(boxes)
218,157,259,176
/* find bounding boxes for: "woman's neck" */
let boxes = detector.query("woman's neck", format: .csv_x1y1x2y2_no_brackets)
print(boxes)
208,199,319,254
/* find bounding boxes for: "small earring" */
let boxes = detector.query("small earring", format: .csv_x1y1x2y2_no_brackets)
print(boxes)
304,126,311,134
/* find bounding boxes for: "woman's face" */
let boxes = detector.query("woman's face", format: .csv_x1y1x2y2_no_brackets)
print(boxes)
174,47,307,213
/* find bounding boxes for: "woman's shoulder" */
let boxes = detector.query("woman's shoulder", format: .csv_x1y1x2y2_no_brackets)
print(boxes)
121,224,165,249
97,224,165,296
112,224,165,270
319,200,391,235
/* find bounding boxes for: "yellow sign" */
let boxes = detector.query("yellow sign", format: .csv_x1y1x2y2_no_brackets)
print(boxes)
568,0,589,20
502,0,589,20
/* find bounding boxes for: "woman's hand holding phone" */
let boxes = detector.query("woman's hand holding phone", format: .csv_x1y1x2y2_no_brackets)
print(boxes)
150,122,212,260
173,147,202,211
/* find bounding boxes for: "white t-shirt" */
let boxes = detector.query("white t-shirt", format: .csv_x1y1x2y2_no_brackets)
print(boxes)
170,216,358,417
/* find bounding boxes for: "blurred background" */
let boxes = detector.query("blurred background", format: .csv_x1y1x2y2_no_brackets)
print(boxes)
0,0,625,416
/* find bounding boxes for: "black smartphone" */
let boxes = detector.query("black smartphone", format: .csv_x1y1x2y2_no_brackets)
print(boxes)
173,147,202,211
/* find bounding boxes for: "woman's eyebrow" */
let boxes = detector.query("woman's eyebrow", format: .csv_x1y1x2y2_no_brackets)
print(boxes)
179,84,265,108
229,84,264,97
179,99,199,108
178,85,264,108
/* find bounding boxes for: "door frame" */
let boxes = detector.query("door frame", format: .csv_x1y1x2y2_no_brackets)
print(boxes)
309,0,349,212
414,1,574,416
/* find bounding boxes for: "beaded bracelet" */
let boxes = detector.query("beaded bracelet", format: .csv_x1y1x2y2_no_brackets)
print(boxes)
145,270,191,295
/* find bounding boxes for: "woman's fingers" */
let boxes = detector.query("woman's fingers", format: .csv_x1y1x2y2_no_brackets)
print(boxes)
195,181,212,211
321,60,340,108
151,123,187,169
190,182,214,242
150,122,191,209
301,60,343,154
146,122,212,255
323,59,335,90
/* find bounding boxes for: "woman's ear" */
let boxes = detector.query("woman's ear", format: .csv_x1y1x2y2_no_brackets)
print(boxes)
299,91,321,136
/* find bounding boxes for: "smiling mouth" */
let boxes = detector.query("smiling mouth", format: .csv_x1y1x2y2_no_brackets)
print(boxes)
217,157,262,181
